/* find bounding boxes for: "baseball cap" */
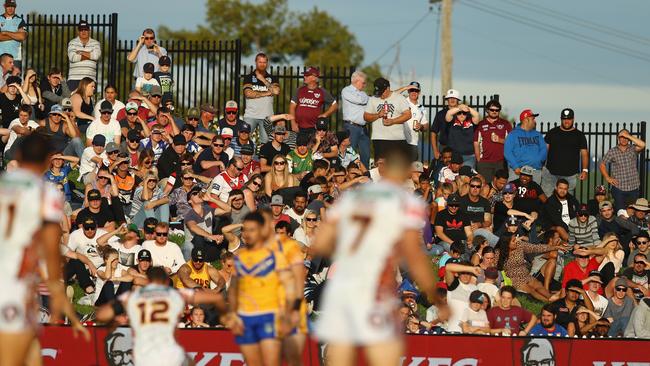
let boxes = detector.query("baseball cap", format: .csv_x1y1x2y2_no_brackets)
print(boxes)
519,109,539,122
407,81,421,91
595,185,607,196
308,184,323,195
561,108,574,120
87,189,101,201
412,161,424,173
444,89,461,100
519,165,535,176
92,134,106,147
191,247,205,262
447,194,460,206
143,217,159,233
137,249,152,262
577,203,589,215
49,104,64,115
127,129,140,141
484,267,499,280
469,290,485,304
187,107,200,119
565,278,583,291
450,152,463,165
303,66,320,77
172,134,186,145
126,223,140,234
221,127,234,138
149,85,162,97
143,62,155,74
373,77,390,97
615,277,628,288
239,123,251,133
6,75,21,86
4,0,16,7
78,20,89,30
270,194,284,206
100,100,113,113
224,100,238,111
315,118,328,131
105,142,119,153
61,98,73,109
158,55,171,66
506,215,519,226
588,270,603,284
82,217,97,229
599,200,613,210
239,144,254,156
296,133,311,147
125,101,139,113
459,165,476,177
274,125,286,134
200,104,217,114
503,182,516,193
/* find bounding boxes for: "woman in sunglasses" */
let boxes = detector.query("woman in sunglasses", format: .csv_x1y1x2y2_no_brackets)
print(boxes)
242,173,264,210
264,154,297,197
445,103,480,167
169,168,208,219
135,149,157,180
293,209,319,248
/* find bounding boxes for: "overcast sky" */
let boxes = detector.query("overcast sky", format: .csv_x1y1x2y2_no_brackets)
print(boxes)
19,0,650,131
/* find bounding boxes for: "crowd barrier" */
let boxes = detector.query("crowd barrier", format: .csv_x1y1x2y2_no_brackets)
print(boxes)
39,325,650,366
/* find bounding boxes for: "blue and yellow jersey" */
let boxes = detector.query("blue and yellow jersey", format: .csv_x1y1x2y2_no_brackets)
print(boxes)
234,246,288,315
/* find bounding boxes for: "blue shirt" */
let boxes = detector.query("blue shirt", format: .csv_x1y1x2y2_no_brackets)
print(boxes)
44,164,72,201
341,84,369,125
504,125,547,170
529,323,568,337
0,14,27,59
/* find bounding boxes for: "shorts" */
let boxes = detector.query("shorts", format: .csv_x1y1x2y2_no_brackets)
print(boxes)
235,312,278,345
0,281,33,333
316,285,400,345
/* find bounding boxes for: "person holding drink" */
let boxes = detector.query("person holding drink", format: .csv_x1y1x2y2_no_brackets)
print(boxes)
395,81,429,161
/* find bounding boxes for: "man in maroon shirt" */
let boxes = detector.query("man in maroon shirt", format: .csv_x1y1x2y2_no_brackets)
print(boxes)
487,286,537,335
473,99,512,182
289,67,338,135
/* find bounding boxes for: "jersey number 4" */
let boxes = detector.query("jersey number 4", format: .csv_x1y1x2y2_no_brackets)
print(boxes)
137,300,170,324
350,214,372,253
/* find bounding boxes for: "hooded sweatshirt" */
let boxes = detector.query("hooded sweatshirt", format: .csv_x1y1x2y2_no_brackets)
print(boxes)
504,125,547,170
624,298,650,338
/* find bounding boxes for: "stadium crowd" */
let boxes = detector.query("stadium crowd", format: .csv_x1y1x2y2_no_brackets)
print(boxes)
1,8,649,343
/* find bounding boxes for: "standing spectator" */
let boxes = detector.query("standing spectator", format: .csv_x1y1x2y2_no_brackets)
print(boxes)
341,70,370,168
66,20,100,90
0,0,26,73
363,77,411,160
127,28,167,78
431,89,461,160
541,178,580,241
445,103,480,166
504,109,547,183
0,52,16,93
217,100,247,136
242,52,279,144
603,277,636,336
41,68,71,113
599,129,645,212
153,55,173,101
541,108,589,196
86,100,121,145
568,204,601,247
474,100,511,182
289,67,338,135
93,85,124,121
135,62,160,95
402,82,429,161
70,77,96,133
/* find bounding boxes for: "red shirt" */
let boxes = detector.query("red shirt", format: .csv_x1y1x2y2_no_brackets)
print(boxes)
487,306,532,333
242,160,260,179
473,118,512,162
561,257,601,292
291,86,335,129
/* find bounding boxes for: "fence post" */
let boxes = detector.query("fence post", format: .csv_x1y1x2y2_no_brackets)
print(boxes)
640,121,647,197
234,39,242,107
107,13,118,86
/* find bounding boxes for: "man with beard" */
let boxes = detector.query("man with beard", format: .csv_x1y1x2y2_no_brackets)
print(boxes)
285,191,308,225
597,200,638,255
541,179,580,242
529,304,569,336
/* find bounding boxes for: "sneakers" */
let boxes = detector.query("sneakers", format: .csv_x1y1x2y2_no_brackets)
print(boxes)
77,294,94,306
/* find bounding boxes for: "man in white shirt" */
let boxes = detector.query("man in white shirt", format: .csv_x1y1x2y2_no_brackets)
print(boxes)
92,85,124,120
341,70,370,168
585,270,609,317
142,222,185,275
444,261,481,333
78,134,107,184
67,217,107,268
127,28,168,78
86,100,121,145
396,81,429,161
4,104,38,156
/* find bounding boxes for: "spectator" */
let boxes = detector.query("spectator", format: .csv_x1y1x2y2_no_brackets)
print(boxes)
230,122,254,157
460,290,491,334
209,157,247,203
473,100,511,182
575,233,625,287
78,134,106,184
568,306,600,337
530,229,565,292
443,261,480,333
193,135,228,177
93,247,132,306
493,183,533,235
179,125,200,154
70,77,96,133
65,217,105,294
597,200,639,249
541,178,580,241
363,77,411,160
44,152,78,202
529,304,569,336
3,104,37,159
242,52,279,143
426,147,452,187
121,130,144,167
459,176,495,245
129,173,169,227
588,185,608,217
142,222,184,275
264,154,297,198
184,307,209,329
504,109,547,182
487,286,537,336
311,118,338,161
585,271,609,317
285,191,308,225
510,165,547,239
216,100,245,136
75,189,116,231
259,125,291,173
627,232,650,267
153,55,173,100
395,81,429,161
568,203,600,247
184,187,231,260
624,297,650,339
93,85,124,121
42,104,83,157
66,20,100,90
289,67,337,135
437,151,463,185
156,134,186,186
0,0,26,73
127,28,168,79
599,129,646,212
287,133,315,178
86,100,121,145
97,224,142,267
112,154,138,211
228,189,251,229
135,62,160,95
119,102,150,140
0,74,26,128
541,108,589,195
341,70,370,167
431,89,461,160
434,194,473,254
240,145,261,179
445,103,480,166
628,198,650,232
21,68,45,121
621,253,650,300
550,279,595,331
603,277,636,336
220,127,235,159
41,68,71,113
169,168,201,219
242,173,264,211
148,105,179,137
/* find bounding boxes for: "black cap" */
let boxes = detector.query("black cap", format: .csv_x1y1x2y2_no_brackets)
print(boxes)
127,129,140,141
459,165,476,177
4,0,16,7
191,247,205,262
315,118,328,131
240,123,251,133
373,77,390,97
469,290,486,304
159,55,171,66
577,203,589,215
82,217,97,229
100,100,113,113
447,194,460,206
296,133,311,147
137,249,152,262
143,62,155,74
143,217,158,233
87,189,101,201
78,20,90,30
240,144,254,156
92,134,106,147
450,152,463,165
335,130,350,144
172,134,186,145
561,108,574,120
186,186,202,201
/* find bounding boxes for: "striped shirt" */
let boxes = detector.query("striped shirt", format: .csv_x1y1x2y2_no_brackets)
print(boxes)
67,37,101,81
601,145,640,191
567,216,600,247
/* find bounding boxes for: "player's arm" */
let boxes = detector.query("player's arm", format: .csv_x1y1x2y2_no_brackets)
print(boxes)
176,264,200,289
182,288,228,313
207,265,226,292
310,218,338,257
399,228,440,305
96,293,129,324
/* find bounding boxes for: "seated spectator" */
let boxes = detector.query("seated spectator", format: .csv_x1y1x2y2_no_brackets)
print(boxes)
259,125,291,173
485,168,509,209
242,173,264,211
628,198,650,232
568,203,600,247
310,118,338,161
121,129,144,167
443,261,480,333
209,157,248,203
78,134,107,185
139,124,168,164
487,286,537,336
285,191,307,224
430,182,453,226
87,100,121,145
293,209,318,247
286,133,315,179
149,106,179,137
173,248,224,291
477,267,500,306
541,179,579,241
193,135,228,177
627,232,650,266
112,154,139,212
306,184,327,219
93,85,124,121
493,182,536,236
561,245,601,290
426,147,452,186
585,271,608,317
264,154,297,198
184,307,209,328
156,134,187,184
460,176,497,246
335,130,366,171
134,149,157,180
575,232,625,287
510,165,547,240
603,277,636,337
624,297,650,339
299,158,329,192
135,62,160,95
596,200,639,251
44,152,78,202
66,216,106,294
530,229,565,292
230,122,255,158
434,194,472,254
460,290,491,334
425,288,450,332
75,189,116,231
180,124,200,154
119,102,150,140
529,303,569,337
239,144,260,179
41,68,71,113
4,104,38,159
568,306,600,337
438,152,463,184
97,224,142,267
217,100,247,136
587,185,608,217
550,279,595,331
169,169,204,219
220,127,235,159
142,222,185,275
183,186,232,260
94,247,132,306
621,253,650,300
129,174,169,227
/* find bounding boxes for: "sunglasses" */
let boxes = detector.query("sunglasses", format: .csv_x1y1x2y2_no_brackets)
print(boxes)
63,108,72,113
226,111,237,115
576,255,589,259
578,213,589,217
182,176,193,180
101,111,112,115
181,161,192,166
127,112,138,116
187,117,199,121
98,176,110,179
234,166,244,171
213,143,224,147
488,108,501,112
144,37,155,40
615,286,627,292
155,232,168,237
274,161,286,165
305,217,318,222
470,184,482,188
448,204,459,208
143,160,152,165
251,181,261,187
637,241,649,245
223,137,232,141
240,130,250,134
83,226,97,231
128,138,139,143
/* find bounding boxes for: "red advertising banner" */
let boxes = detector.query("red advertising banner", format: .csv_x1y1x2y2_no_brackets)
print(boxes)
39,326,650,366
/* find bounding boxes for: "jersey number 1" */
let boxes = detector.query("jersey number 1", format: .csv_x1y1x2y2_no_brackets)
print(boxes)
137,300,170,324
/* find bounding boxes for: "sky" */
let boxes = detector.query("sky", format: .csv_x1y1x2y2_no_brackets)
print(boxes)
18,0,650,132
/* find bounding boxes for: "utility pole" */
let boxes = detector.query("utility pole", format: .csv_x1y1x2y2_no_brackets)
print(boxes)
440,0,452,93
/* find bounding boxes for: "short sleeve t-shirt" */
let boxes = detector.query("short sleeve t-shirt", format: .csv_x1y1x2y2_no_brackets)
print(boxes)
473,118,512,162
434,209,470,242
290,86,335,129
511,178,545,214
544,127,588,176
242,70,276,119
365,92,410,141
153,71,174,99
487,306,533,333
431,108,451,145
459,195,491,224
259,141,290,163
86,119,121,142
75,204,115,228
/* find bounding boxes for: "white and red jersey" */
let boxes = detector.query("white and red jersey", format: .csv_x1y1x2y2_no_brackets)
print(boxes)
209,170,248,202
124,284,193,366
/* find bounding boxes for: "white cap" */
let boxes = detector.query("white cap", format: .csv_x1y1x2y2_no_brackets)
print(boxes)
220,127,234,138
444,89,461,100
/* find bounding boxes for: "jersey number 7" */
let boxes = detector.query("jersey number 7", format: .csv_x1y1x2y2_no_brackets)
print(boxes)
350,214,372,254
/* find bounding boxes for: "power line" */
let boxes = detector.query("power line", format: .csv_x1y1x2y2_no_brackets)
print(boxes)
497,0,650,46
459,0,650,63
370,8,433,64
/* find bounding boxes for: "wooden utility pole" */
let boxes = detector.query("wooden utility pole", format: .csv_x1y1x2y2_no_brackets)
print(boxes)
440,0,452,93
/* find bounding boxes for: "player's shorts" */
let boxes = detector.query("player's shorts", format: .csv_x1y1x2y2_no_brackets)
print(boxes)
235,312,278,345
316,285,400,345
0,280,33,333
